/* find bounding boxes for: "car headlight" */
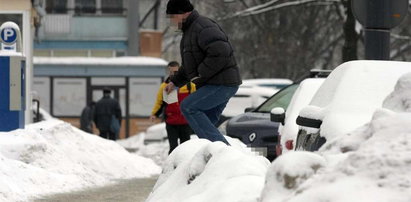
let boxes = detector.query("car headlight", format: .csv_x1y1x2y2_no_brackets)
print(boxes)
218,119,229,136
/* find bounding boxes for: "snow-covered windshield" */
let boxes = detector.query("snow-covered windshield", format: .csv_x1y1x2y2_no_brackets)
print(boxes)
255,84,298,113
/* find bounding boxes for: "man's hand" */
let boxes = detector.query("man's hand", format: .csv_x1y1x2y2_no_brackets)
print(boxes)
149,115,157,122
165,82,176,94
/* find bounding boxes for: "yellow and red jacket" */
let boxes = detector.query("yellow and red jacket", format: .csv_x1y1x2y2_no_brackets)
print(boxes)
151,79,196,125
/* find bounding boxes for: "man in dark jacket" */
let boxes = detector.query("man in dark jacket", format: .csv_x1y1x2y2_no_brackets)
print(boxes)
80,101,96,133
94,88,122,140
165,0,242,145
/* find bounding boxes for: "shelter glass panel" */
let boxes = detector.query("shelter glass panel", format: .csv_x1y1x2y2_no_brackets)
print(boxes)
53,78,87,116
129,77,162,116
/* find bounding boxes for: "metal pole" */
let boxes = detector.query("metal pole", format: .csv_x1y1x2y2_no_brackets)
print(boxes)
364,28,390,60
127,0,140,56
364,0,390,60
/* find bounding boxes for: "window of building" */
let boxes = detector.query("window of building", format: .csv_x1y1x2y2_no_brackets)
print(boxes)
75,0,96,14
46,0,68,14
101,0,124,14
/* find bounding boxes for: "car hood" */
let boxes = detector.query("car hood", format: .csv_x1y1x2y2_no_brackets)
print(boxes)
227,112,279,128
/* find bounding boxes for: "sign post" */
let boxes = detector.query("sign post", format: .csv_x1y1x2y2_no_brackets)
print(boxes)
0,22,26,131
352,0,409,60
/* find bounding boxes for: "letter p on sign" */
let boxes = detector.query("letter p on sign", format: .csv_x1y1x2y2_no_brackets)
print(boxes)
1,28,17,44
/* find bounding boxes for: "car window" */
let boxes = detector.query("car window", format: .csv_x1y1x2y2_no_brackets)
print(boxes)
255,84,299,113
259,84,290,89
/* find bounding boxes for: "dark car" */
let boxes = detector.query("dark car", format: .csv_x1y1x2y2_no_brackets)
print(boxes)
225,84,299,161
223,70,331,161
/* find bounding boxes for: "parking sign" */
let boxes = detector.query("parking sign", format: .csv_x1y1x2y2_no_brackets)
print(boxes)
1,27,17,44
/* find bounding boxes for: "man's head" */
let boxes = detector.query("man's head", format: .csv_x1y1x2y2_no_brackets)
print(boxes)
168,61,180,76
166,0,194,29
103,88,111,96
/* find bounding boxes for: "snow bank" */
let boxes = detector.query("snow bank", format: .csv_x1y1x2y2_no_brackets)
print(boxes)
0,120,161,201
290,112,411,202
262,111,411,202
261,152,326,202
146,139,270,202
383,72,411,112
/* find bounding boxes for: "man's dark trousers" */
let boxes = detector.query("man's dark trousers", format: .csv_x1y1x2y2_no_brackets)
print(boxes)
180,85,238,145
166,124,191,154
100,131,117,141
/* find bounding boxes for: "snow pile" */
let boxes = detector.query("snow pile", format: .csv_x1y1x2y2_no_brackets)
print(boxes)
261,72,411,202
136,141,170,167
261,152,326,202
146,139,270,202
291,112,411,202
383,72,411,112
116,132,146,150
0,120,161,201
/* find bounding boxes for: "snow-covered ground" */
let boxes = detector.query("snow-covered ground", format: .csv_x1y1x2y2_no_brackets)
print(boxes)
0,120,161,202
2,70,409,202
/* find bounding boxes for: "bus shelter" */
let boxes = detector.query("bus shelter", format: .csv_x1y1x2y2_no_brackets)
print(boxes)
33,56,168,138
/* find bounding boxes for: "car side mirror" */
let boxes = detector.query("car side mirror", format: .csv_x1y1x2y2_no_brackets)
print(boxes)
296,116,322,129
244,107,255,112
296,106,323,129
270,107,285,124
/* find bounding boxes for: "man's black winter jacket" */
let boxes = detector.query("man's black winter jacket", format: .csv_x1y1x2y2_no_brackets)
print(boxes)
94,95,122,132
171,10,242,88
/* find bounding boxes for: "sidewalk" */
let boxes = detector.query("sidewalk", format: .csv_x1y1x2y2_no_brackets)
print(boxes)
34,177,158,202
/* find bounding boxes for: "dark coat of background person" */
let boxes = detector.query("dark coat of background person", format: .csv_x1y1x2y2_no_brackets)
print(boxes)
170,10,242,88
80,102,95,133
94,94,122,140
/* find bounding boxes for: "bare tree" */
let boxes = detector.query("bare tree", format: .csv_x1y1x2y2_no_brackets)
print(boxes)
160,0,411,80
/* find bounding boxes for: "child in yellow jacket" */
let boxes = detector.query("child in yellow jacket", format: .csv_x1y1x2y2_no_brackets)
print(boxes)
150,61,196,154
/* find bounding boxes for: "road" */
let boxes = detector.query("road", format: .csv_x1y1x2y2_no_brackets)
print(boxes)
34,177,158,202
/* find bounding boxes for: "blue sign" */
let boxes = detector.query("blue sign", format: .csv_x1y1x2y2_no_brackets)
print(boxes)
1,27,17,44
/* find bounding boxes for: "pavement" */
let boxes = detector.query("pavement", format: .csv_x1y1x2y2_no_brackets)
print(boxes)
33,177,158,202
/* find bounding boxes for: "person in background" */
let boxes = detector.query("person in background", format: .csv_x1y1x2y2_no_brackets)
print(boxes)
80,101,96,133
94,88,122,140
165,0,242,145
150,61,195,154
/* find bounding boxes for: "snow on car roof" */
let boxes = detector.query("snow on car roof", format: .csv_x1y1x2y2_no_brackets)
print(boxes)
306,60,411,139
33,56,168,66
242,78,293,85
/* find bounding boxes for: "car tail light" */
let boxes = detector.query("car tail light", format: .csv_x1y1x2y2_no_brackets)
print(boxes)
276,135,282,156
276,144,282,156
285,140,294,150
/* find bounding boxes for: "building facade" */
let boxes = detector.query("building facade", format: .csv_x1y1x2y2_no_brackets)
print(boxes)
31,0,167,138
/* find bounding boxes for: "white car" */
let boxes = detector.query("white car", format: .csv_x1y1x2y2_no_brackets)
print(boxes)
270,78,325,155
295,60,411,151
221,86,278,119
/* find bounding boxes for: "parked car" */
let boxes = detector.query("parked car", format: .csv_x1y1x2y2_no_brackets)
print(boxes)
220,78,293,124
295,60,411,152
270,78,325,155
223,70,330,161
224,84,298,160
221,86,278,120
